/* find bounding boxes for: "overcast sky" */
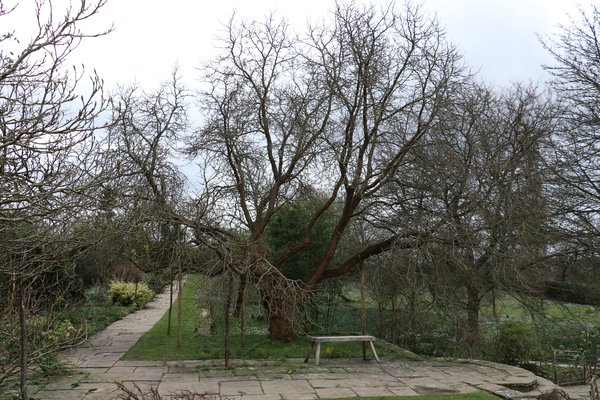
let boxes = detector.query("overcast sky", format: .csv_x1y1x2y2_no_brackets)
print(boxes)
3,0,584,186
2,0,585,93
20,0,575,91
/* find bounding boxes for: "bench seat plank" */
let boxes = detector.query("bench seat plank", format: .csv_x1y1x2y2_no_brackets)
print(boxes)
309,335,376,342
304,335,380,366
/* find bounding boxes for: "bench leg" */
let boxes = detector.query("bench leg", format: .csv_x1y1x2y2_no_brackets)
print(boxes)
315,342,321,366
304,341,314,363
369,340,380,363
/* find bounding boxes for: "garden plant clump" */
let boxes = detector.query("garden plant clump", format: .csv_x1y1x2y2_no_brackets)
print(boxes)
108,281,154,308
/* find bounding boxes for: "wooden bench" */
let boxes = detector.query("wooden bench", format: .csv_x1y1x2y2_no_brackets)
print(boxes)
303,335,380,366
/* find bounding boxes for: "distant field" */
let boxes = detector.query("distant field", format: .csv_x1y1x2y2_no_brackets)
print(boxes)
483,296,600,325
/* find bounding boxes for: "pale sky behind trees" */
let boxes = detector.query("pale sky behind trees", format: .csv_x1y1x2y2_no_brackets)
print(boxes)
5,0,583,187
4,0,580,91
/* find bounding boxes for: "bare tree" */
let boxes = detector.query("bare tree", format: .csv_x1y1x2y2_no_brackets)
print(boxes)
105,69,188,218
0,1,110,397
541,4,600,258
105,70,190,340
390,83,555,350
189,2,464,341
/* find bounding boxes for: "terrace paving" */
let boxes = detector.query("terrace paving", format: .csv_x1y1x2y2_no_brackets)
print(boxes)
24,288,584,400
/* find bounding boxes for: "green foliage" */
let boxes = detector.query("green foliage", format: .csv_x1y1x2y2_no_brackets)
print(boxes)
72,222,123,287
265,199,337,282
0,281,137,387
70,303,136,335
0,316,78,380
84,285,107,305
107,281,153,308
142,273,165,294
126,226,151,265
38,319,77,344
38,354,73,376
544,281,600,306
494,321,543,365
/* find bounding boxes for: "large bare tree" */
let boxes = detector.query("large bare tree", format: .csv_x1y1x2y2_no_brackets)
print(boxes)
541,4,600,259
189,2,464,341
388,83,555,350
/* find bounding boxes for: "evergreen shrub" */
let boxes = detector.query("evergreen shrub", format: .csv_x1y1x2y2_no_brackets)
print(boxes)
107,281,153,308
495,321,542,365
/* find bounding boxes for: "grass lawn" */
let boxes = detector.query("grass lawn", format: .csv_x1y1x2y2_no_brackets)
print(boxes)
482,295,600,324
124,274,399,361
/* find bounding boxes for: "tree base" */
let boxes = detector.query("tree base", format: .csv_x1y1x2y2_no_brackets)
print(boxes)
268,315,296,342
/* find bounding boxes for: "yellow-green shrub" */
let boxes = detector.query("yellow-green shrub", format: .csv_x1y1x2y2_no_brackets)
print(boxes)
107,280,153,308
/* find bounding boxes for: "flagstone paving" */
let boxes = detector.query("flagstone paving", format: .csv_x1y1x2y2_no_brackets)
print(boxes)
25,288,585,400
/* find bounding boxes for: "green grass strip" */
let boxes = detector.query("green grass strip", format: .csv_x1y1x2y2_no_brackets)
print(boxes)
125,275,397,361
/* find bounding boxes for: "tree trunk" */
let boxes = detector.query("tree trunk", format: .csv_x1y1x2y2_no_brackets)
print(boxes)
224,272,233,367
167,278,173,336
324,292,332,329
491,287,498,323
19,283,28,400
360,265,367,360
391,296,397,338
408,289,417,332
259,272,297,342
176,266,183,348
238,275,247,348
268,310,295,342
466,284,481,350
233,273,247,317
377,302,384,336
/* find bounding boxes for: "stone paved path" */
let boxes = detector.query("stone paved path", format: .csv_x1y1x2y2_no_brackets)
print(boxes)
26,288,578,400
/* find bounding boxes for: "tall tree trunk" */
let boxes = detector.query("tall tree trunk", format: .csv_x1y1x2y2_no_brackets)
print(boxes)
224,272,233,367
377,302,384,336
267,310,295,343
233,273,248,347
360,265,367,360
167,277,173,336
19,282,28,400
176,226,183,348
176,264,183,348
260,272,296,342
491,287,498,324
391,296,397,338
234,273,247,317
408,289,417,332
238,275,247,348
466,284,481,350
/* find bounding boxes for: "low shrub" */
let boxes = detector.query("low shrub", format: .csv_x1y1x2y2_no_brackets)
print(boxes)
38,353,73,376
494,321,543,365
0,315,81,383
107,281,153,308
